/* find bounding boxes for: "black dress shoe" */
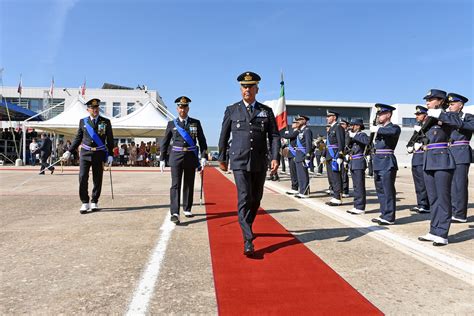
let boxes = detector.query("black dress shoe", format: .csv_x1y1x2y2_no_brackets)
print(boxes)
50,167,55,175
244,240,254,256
170,214,180,224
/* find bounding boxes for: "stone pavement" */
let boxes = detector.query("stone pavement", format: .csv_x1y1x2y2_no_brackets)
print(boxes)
0,165,472,314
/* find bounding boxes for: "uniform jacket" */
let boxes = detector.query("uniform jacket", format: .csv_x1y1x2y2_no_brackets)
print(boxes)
439,111,474,164
281,129,299,159
325,123,345,160
160,117,207,168
70,116,114,162
295,126,313,163
423,114,456,171
36,137,52,159
348,132,369,170
218,100,280,172
373,122,401,171
411,122,428,167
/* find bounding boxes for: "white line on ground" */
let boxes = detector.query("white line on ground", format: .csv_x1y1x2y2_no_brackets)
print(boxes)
264,181,474,286
125,214,175,315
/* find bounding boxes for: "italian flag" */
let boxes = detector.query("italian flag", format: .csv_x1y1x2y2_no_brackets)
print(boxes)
274,73,288,131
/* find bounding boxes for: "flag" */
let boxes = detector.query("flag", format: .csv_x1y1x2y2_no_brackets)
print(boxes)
81,79,86,96
49,76,54,97
274,72,288,131
17,75,23,95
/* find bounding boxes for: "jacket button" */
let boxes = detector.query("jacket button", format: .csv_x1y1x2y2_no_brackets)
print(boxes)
249,131,253,133
250,147,253,150
249,123,252,125
250,139,253,142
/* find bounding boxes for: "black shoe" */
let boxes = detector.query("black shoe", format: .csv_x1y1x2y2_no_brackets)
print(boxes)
244,240,254,256
50,167,55,175
170,214,180,224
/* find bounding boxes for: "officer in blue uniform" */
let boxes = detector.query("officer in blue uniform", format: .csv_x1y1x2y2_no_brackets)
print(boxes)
438,93,472,223
418,89,457,246
283,118,300,195
407,106,430,213
339,119,351,198
370,104,401,225
325,110,345,206
346,118,369,215
160,96,208,224
294,115,313,198
62,98,114,214
218,71,280,256
35,133,55,175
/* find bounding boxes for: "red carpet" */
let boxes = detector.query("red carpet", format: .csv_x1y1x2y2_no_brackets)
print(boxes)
203,167,382,315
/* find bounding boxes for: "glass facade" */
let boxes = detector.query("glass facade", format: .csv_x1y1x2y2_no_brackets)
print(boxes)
402,117,417,127
127,102,135,114
113,102,121,117
287,105,371,137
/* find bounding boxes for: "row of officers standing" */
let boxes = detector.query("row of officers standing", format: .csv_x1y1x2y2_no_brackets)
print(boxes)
61,73,471,256
282,89,472,247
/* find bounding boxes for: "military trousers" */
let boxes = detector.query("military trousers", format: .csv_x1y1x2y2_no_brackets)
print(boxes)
326,161,342,199
170,165,196,215
233,169,266,242
451,164,470,220
411,164,429,210
351,169,366,210
79,157,104,203
374,168,397,222
288,157,298,191
424,169,453,239
296,161,309,195
342,164,349,194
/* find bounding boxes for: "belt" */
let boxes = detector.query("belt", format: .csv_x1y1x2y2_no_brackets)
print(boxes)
350,154,364,160
327,145,339,148
426,142,448,150
296,147,306,151
375,149,394,155
414,150,424,154
81,144,106,151
451,140,470,146
172,146,196,152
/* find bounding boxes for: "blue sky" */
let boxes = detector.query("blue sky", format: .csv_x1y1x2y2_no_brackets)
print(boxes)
1,0,472,145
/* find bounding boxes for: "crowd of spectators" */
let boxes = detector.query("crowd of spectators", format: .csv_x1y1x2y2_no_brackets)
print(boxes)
112,141,160,167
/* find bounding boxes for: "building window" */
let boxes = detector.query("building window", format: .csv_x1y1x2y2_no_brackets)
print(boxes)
99,102,106,115
113,102,121,117
402,118,417,127
127,102,135,114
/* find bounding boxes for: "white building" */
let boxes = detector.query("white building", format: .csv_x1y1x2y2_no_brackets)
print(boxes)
0,83,166,124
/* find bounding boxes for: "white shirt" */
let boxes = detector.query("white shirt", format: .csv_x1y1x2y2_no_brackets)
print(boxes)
242,100,256,110
29,142,39,152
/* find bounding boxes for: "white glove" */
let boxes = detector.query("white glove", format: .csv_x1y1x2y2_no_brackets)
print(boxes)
62,151,71,160
160,160,165,172
370,126,380,133
348,131,356,138
320,157,326,164
427,108,441,118
107,156,114,166
345,154,350,161
414,125,422,132
200,158,207,167
406,146,414,154
336,158,343,165
414,142,423,151
304,159,311,167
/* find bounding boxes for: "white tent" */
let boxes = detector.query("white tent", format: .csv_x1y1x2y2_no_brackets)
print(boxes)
110,99,173,137
27,96,89,136
27,96,174,137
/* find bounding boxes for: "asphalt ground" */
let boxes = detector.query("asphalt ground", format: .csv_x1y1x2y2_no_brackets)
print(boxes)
0,164,473,315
